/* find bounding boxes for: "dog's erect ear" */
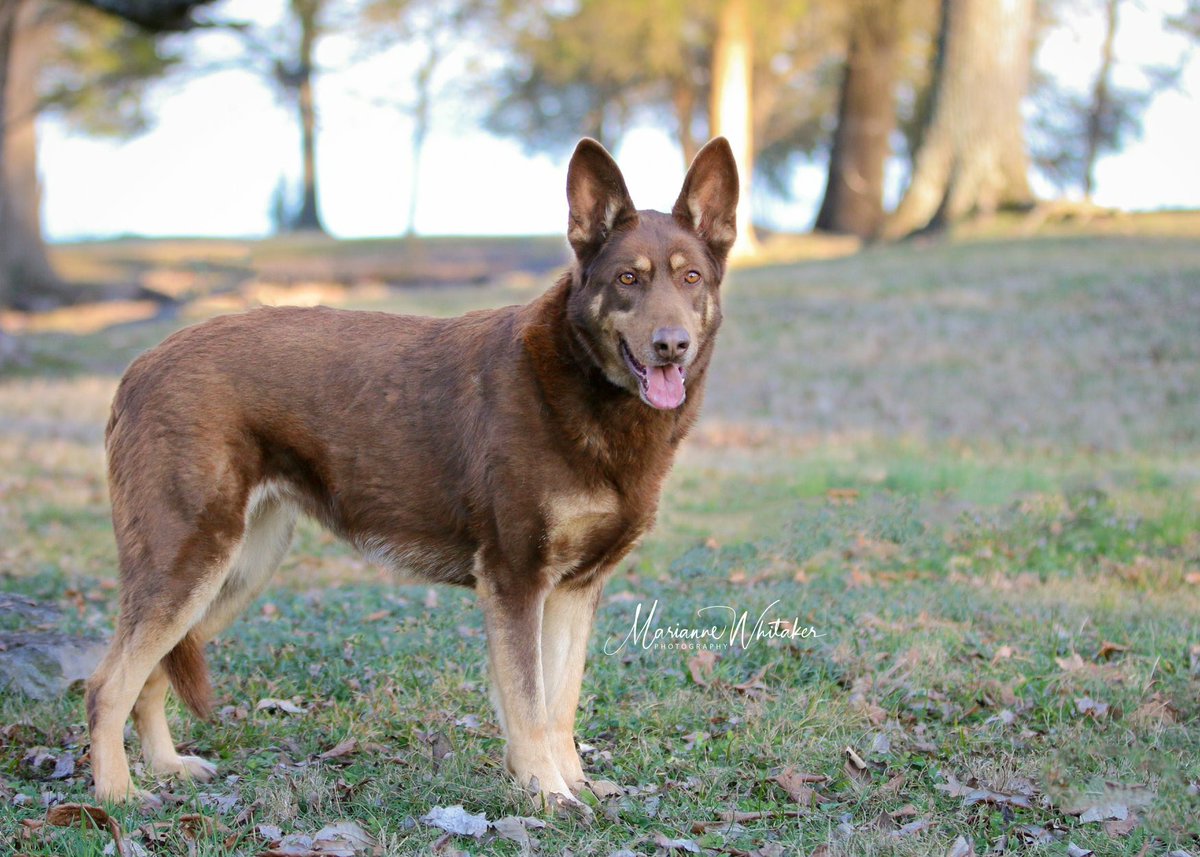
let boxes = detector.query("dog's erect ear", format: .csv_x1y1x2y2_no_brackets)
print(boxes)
566,138,638,263
672,137,739,263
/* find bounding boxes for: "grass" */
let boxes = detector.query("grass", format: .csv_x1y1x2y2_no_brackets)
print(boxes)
2,217,1200,855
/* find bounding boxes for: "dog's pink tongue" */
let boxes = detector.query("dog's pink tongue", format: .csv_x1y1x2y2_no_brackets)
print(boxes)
645,365,686,409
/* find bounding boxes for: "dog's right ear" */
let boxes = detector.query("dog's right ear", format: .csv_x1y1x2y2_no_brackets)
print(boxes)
566,138,638,264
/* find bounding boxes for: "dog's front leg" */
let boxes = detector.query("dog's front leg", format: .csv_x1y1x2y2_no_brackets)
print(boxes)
541,580,603,791
476,576,574,804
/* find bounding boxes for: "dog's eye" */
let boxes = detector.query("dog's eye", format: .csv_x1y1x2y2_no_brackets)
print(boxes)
684,270,702,285
618,272,637,286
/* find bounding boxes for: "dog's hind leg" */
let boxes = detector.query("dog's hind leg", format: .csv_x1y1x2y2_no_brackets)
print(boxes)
133,488,297,783
87,562,232,803
541,580,603,792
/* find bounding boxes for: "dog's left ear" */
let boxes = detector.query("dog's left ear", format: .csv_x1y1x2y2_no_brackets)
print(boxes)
566,138,638,264
672,137,739,264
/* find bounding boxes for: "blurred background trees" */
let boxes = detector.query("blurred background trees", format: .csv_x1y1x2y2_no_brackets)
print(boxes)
0,0,1195,307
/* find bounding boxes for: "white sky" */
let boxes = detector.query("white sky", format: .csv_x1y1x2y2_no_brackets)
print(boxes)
37,0,1200,241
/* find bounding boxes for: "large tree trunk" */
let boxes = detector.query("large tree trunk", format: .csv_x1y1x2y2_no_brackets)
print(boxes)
1083,0,1119,199
1,0,66,310
290,0,325,233
709,0,757,258
671,78,699,167
883,0,1034,238
815,2,902,239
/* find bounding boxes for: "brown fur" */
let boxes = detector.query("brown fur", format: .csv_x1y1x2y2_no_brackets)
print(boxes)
162,631,211,720
86,137,739,806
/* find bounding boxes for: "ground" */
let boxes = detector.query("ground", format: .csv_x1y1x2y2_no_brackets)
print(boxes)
1,214,1198,856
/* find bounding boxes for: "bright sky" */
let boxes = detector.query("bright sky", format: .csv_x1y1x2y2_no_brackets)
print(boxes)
37,0,1200,241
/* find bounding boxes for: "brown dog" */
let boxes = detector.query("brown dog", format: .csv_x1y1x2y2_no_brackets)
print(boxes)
86,137,738,806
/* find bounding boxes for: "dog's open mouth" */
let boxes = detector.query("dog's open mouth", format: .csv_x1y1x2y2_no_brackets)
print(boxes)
620,338,686,410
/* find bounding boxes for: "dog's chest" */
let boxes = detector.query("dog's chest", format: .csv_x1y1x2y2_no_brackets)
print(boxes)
542,487,627,567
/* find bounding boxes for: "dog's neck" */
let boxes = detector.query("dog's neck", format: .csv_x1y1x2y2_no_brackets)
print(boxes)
520,273,711,481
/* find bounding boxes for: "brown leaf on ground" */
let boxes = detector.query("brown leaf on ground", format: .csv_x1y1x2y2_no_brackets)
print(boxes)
1097,641,1129,660
364,610,389,622
1075,697,1110,719
732,665,770,697
45,804,125,856
1103,816,1138,837
1066,844,1094,857
686,651,718,686
255,698,306,715
1130,694,1178,727
318,739,358,761
774,768,825,806
991,645,1015,664
945,836,975,857
1056,652,1086,672
653,832,701,853
936,773,1032,808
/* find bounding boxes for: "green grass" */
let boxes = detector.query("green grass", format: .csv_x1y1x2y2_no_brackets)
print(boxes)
2,221,1199,855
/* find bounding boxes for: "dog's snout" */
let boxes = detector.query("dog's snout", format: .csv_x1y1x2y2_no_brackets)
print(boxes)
652,326,691,361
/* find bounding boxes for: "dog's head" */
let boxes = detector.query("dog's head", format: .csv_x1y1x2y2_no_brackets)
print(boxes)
564,138,738,410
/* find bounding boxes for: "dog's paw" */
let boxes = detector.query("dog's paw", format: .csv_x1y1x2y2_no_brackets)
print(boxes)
176,755,218,782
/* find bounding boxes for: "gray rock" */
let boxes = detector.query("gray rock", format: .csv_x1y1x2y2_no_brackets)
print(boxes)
0,593,63,629
0,631,108,700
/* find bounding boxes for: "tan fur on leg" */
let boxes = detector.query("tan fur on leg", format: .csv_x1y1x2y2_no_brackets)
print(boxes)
541,582,601,790
477,577,573,803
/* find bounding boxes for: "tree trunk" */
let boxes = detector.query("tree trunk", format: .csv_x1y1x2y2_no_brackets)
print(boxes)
1,0,66,310
883,0,1034,238
815,3,901,239
709,0,757,258
672,78,699,167
1083,0,1119,199
290,0,325,233
405,45,440,239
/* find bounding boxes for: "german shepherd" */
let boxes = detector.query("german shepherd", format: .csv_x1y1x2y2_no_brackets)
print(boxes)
86,137,738,807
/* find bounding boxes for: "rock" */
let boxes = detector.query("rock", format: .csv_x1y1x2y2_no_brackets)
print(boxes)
0,631,108,699
0,593,63,628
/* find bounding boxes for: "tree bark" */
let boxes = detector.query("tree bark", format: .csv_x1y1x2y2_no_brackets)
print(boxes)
883,0,1034,238
290,0,325,233
815,2,901,239
672,78,699,167
1083,0,1119,199
1,0,66,310
709,0,757,258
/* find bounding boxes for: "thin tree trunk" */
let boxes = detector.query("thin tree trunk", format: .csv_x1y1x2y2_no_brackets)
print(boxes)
815,3,901,239
290,0,325,233
1083,0,1118,199
1,0,65,309
672,79,699,167
405,45,439,239
883,0,1034,238
709,0,756,258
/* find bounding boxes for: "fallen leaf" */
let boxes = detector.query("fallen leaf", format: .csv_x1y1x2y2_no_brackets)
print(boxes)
364,610,389,622
257,824,283,842
313,820,376,854
936,773,1032,808
492,815,546,846
890,818,931,837
45,804,125,856
255,698,306,715
1079,802,1128,823
1075,697,1110,719
945,836,975,857
1103,816,1138,837
1097,641,1129,660
419,805,489,838
1066,844,1094,857
773,768,824,806
991,645,1015,664
653,832,701,852
588,779,625,799
687,651,718,686
318,739,358,761
1056,653,1086,673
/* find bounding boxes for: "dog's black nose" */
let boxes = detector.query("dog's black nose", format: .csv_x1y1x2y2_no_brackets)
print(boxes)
652,327,690,361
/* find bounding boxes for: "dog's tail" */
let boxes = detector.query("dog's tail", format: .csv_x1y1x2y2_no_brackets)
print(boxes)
163,632,213,720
